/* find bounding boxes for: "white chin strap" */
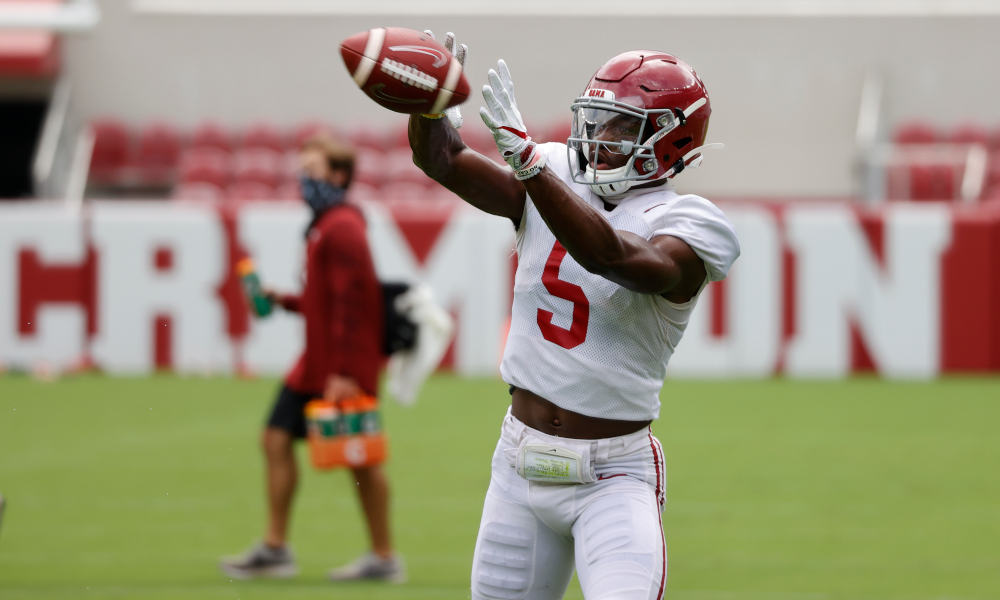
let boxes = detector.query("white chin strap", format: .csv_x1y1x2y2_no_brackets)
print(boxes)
663,143,725,178
584,162,640,200
586,143,725,200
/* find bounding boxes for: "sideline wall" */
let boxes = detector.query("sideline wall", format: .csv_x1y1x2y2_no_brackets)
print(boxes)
2,200,999,378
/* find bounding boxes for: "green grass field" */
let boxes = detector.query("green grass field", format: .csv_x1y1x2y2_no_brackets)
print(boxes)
1,374,998,599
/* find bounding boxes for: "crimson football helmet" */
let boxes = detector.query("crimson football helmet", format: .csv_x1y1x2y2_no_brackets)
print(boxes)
568,50,720,198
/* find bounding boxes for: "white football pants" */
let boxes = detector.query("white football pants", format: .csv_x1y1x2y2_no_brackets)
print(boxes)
471,409,667,600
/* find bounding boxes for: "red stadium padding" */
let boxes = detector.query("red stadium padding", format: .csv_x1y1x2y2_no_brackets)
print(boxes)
948,122,989,146
191,122,232,153
352,148,385,189
991,126,1000,152
232,147,282,189
290,121,335,149
345,126,386,152
986,153,1000,190
894,120,937,144
384,122,411,150
276,180,301,200
385,149,433,187
346,182,378,203
0,30,59,77
379,182,432,202
242,122,285,153
135,122,181,185
281,150,303,181
908,163,956,202
984,185,1000,200
459,127,503,163
540,120,572,146
171,181,223,202
88,119,131,184
178,147,230,188
227,181,277,201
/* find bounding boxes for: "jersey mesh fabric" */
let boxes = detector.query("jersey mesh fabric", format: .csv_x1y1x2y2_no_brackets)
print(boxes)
500,143,739,421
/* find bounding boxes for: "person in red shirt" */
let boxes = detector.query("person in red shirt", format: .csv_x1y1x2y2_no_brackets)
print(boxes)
221,134,404,582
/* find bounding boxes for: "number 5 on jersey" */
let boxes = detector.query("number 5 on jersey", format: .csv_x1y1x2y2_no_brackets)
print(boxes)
537,241,590,349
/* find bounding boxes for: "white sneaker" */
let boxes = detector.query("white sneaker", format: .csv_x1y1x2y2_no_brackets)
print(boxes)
386,285,454,406
327,551,407,583
219,541,299,579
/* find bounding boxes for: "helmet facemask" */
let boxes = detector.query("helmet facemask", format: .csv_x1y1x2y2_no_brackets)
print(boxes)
568,93,713,200
569,96,677,199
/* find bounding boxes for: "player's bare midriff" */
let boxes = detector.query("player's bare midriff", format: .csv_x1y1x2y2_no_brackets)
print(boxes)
511,387,652,439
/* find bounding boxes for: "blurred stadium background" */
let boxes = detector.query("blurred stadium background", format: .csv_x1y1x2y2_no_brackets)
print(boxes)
1,0,999,598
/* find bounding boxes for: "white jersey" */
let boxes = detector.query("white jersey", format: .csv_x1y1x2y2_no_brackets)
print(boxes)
500,143,740,421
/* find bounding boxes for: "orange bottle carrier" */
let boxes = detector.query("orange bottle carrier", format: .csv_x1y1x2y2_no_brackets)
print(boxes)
304,395,387,470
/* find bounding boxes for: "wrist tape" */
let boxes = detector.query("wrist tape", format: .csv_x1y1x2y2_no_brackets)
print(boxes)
513,146,546,181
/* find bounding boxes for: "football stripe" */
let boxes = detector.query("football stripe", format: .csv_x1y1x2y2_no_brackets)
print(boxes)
429,56,463,114
353,27,385,88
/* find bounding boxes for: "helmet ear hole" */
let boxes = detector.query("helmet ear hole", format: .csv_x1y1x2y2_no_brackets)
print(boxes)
672,136,693,150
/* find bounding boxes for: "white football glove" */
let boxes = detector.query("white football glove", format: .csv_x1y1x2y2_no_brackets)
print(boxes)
421,30,465,129
479,60,545,180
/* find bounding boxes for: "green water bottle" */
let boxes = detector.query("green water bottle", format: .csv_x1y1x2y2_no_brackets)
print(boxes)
236,258,273,318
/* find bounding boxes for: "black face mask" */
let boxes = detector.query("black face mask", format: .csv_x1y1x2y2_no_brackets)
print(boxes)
300,175,346,216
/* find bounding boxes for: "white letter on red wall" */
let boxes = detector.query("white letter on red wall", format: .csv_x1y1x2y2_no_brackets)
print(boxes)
0,204,87,370
668,205,782,377
785,204,951,378
90,203,231,373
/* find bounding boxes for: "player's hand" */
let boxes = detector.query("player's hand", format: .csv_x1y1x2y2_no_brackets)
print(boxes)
261,287,281,305
421,30,466,129
479,60,545,180
324,374,363,402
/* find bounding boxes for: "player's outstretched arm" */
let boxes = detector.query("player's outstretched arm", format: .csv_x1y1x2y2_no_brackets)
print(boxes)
406,31,524,222
408,114,525,222
480,59,706,302
524,169,706,302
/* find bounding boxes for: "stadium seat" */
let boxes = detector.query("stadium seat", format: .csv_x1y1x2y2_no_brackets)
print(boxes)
191,121,232,153
135,122,181,185
885,163,909,200
353,148,385,188
227,181,277,201
948,122,989,146
894,120,937,144
540,120,572,145
986,153,1000,190
384,122,411,149
386,149,432,186
282,150,301,183
178,147,230,188
425,183,465,205
242,122,285,153
459,127,492,155
460,127,504,163
346,126,386,152
276,179,301,200
347,182,379,203
380,182,431,202
908,163,956,201
171,181,223,202
88,119,131,184
290,120,336,149
232,147,282,188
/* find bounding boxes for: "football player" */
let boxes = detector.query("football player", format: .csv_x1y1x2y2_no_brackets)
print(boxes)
411,34,739,600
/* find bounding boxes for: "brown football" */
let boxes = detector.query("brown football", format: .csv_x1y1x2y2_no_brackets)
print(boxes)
341,27,470,115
